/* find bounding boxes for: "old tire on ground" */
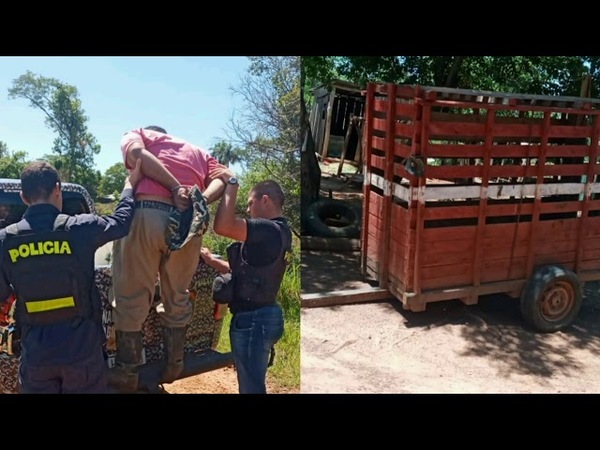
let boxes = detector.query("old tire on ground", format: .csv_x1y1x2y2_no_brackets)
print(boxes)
520,265,583,333
305,199,361,239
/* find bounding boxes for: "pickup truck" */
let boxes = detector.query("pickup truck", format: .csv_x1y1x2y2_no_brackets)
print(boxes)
0,178,233,393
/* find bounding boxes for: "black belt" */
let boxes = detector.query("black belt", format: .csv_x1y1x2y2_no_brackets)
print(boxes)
135,200,176,213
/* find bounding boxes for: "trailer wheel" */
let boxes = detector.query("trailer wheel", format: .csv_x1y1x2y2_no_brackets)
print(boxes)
305,199,361,239
520,265,582,333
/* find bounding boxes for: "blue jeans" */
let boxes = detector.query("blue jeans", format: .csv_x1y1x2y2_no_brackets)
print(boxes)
229,304,284,394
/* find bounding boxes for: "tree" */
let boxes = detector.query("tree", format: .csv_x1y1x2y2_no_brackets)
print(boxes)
7,70,101,194
0,141,28,179
98,162,128,197
300,62,320,231
302,56,594,96
227,56,301,232
209,141,243,167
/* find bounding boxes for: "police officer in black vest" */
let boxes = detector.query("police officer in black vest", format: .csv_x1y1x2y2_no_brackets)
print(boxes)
0,159,142,394
212,172,292,394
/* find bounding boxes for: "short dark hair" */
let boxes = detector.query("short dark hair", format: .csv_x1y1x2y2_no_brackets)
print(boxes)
250,180,285,208
21,161,61,203
144,125,167,134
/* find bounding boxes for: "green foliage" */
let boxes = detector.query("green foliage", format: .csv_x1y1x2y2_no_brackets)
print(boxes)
302,56,597,97
95,201,118,216
202,231,234,259
228,56,301,232
98,163,128,197
0,141,28,179
240,160,300,235
209,141,244,168
8,71,101,192
278,235,301,322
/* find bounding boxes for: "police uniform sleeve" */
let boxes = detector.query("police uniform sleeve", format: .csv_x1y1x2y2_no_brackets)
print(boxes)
82,187,136,248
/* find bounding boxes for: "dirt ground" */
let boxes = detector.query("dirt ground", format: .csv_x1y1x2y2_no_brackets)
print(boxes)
154,363,298,394
300,164,600,394
155,354,299,394
301,283,600,393
161,366,293,394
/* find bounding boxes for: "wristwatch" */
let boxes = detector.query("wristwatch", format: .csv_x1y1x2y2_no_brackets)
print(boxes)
228,177,238,185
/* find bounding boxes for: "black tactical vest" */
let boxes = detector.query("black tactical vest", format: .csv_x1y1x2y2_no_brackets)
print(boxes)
226,219,292,307
2,214,89,327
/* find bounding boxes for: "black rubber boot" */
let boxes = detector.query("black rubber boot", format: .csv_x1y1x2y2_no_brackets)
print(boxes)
107,330,144,393
161,326,186,384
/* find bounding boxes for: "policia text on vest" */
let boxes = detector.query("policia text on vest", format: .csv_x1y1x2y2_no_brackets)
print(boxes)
3,214,86,326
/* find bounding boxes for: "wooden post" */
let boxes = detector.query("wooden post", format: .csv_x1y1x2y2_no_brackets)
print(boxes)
379,83,397,290
361,85,375,275
355,117,365,174
337,115,355,177
321,86,337,158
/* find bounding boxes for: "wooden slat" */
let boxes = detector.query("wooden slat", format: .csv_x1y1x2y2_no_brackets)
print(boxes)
388,238,407,283
365,236,380,261
533,252,577,268
538,201,582,215
393,141,413,159
301,288,392,308
479,257,527,283
486,164,588,179
419,85,600,106
420,264,474,290
394,101,416,119
421,239,476,267
429,121,486,138
471,109,496,287
426,165,483,179
370,135,387,152
582,240,600,256
525,112,551,278
412,90,428,295
394,122,415,139
370,154,385,171
579,261,600,272
372,117,388,134
422,225,477,243
423,204,480,220
373,97,389,114
575,115,600,272
379,83,397,289
361,83,376,276
425,143,594,159
395,85,418,99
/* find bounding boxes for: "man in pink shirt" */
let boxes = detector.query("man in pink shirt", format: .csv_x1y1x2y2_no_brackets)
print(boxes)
109,125,229,392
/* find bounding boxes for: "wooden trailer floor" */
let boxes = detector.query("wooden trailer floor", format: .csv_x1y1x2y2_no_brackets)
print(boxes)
301,250,390,307
301,163,389,308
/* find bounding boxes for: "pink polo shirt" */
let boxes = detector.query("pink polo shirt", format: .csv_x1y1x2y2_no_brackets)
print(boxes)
121,128,222,198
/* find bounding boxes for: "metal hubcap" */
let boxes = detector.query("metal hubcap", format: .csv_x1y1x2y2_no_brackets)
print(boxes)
540,281,574,322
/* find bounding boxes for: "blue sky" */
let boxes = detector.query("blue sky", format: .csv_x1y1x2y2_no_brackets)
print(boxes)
0,56,251,173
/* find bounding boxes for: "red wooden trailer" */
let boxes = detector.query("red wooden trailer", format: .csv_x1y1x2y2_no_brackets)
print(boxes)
361,82,600,332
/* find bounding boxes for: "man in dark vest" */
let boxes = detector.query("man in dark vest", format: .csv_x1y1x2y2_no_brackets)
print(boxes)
212,173,292,394
0,159,142,393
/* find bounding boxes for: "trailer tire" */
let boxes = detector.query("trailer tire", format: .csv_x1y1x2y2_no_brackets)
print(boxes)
305,199,361,239
520,265,582,333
